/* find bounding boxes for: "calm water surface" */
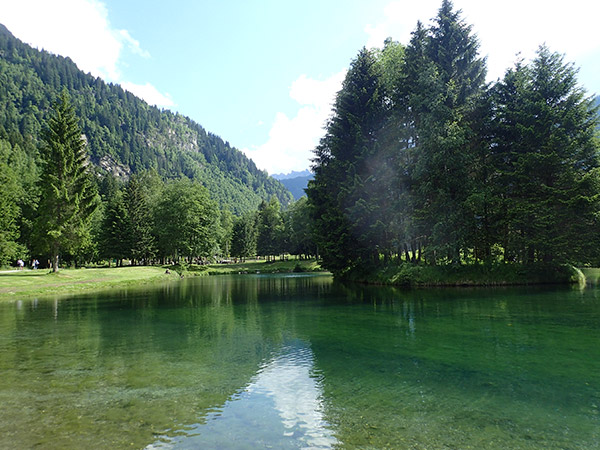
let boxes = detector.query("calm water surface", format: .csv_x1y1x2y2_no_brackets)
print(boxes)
1,274,599,449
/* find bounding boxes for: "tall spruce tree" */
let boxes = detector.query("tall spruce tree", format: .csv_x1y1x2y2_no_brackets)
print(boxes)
492,46,600,264
408,0,487,263
0,140,24,265
99,189,130,266
307,47,386,272
35,91,98,271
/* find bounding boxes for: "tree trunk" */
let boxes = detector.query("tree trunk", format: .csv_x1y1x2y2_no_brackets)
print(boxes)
404,243,410,263
52,253,59,273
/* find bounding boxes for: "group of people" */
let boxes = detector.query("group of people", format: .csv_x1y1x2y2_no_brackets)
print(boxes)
16,258,39,270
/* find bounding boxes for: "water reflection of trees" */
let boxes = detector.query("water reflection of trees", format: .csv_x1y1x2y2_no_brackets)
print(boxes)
2,276,599,449
306,282,600,449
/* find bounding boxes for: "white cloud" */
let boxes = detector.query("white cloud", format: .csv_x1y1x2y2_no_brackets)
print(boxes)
364,1,438,49
0,0,172,105
121,82,174,108
118,29,151,60
364,0,600,86
242,69,346,175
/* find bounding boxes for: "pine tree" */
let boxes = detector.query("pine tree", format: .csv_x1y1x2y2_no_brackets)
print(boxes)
35,91,98,271
0,139,24,265
492,46,600,264
99,189,129,266
307,48,386,273
408,0,487,263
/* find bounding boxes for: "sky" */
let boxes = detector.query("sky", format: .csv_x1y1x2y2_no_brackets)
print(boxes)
1,0,599,175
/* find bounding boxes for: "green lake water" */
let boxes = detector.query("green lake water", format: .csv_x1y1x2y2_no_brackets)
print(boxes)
1,273,599,449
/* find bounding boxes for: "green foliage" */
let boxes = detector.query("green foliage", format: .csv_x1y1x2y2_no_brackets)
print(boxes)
98,188,129,265
0,139,26,265
344,262,584,287
308,47,387,272
491,46,600,265
230,214,257,260
409,0,487,263
155,178,220,261
124,174,157,264
256,197,284,258
282,197,317,257
308,1,600,278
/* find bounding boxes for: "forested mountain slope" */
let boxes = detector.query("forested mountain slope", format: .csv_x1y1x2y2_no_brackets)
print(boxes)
0,24,292,214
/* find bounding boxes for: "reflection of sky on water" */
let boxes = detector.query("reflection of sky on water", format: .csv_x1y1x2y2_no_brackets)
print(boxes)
148,340,337,449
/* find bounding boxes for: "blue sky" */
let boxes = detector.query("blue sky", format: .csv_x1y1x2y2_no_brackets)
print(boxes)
1,0,599,174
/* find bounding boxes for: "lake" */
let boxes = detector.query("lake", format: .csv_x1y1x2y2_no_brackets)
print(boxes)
1,273,599,449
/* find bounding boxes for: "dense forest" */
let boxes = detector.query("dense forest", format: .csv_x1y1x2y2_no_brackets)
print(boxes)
2,0,599,279
0,22,311,268
0,89,313,268
0,23,292,215
307,0,600,277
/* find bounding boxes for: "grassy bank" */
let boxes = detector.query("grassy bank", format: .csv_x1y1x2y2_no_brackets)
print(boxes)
173,258,325,276
340,263,585,287
0,266,177,301
0,259,326,301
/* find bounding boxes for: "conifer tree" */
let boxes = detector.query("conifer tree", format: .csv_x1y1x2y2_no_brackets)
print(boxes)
99,189,129,266
35,91,98,271
492,46,600,264
0,140,24,265
308,48,386,272
408,0,487,263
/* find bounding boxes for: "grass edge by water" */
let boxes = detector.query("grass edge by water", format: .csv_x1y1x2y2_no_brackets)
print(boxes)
0,259,327,302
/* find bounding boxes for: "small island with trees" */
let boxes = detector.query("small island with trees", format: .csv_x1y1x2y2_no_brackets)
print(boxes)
307,1,599,286
1,0,599,292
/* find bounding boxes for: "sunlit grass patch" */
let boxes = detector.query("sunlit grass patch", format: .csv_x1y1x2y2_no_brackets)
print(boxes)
0,266,177,301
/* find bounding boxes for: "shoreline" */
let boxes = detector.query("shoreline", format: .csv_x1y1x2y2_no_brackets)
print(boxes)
0,266,177,301
0,261,590,302
336,263,587,288
0,259,326,302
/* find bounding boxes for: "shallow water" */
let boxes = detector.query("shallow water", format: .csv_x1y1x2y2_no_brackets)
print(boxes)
1,274,599,449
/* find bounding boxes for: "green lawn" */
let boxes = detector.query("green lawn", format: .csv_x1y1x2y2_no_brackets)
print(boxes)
0,266,176,301
203,258,323,275
0,259,326,302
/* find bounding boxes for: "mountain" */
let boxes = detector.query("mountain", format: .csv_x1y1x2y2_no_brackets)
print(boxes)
271,170,313,200
271,169,312,180
0,23,292,214
278,173,314,200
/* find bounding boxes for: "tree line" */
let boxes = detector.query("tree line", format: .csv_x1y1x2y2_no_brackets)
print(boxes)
307,0,600,276
0,92,314,269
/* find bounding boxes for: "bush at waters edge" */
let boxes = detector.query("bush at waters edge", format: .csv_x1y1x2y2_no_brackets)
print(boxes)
339,263,586,287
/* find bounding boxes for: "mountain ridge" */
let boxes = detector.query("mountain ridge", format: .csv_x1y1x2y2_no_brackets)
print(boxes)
271,169,312,180
0,23,292,214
